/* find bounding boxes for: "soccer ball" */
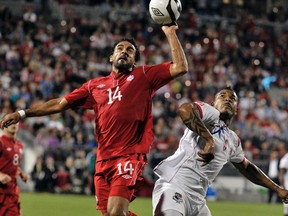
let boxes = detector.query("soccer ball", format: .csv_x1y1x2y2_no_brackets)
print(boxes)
149,0,182,25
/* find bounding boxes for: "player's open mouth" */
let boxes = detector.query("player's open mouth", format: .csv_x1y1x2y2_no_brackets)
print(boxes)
118,57,127,63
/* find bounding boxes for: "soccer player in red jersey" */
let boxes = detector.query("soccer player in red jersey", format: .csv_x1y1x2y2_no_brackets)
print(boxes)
0,123,28,216
0,24,188,216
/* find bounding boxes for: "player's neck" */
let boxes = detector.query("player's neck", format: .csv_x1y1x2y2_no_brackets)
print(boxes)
219,113,233,126
113,70,132,77
3,132,15,139
112,65,134,77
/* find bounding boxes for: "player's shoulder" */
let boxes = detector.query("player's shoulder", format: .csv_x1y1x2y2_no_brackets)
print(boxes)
85,75,111,89
89,75,109,83
194,101,215,109
135,62,171,72
16,140,24,148
194,101,219,115
133,65,151,74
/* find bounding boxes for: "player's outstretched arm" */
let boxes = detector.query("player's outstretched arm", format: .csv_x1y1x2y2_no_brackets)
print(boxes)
232,158,288,203
178,103,214,165
161,24,188,78
0,98,70,129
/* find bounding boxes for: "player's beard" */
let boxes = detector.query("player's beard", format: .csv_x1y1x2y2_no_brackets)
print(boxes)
219,110,234,123
114,60,134,74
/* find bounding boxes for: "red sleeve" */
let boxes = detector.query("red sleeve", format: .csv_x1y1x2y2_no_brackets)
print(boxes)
143,62,173,91
193,102,203,119
64,81,96,109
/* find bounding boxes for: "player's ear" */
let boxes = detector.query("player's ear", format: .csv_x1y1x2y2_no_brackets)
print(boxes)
109,54,113,63
234,107,238,116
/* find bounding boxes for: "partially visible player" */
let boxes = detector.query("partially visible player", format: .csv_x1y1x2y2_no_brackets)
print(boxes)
279,150,288,216
0,123,28,216
152,87,288,216
0,24,188,216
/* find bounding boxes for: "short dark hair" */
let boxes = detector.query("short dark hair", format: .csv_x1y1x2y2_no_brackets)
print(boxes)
222,86,234,92
111,38,140,62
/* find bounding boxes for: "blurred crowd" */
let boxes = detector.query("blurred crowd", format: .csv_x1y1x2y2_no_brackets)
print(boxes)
0,0,288,196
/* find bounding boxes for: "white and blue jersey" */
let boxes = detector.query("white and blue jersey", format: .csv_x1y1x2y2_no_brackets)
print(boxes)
152,102,245,216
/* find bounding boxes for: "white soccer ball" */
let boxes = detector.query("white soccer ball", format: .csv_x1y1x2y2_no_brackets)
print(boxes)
149,0,182,25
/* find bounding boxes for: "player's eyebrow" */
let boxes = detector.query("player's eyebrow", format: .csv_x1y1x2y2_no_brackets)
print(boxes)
115,44,124,49
116,44,135,51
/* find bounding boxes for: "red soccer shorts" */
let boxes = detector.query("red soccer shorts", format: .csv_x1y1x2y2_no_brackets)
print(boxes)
94,154,147,213
0,193,21,216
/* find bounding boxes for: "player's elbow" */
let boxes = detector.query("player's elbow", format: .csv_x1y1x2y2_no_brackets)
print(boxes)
170,63,188,78
177,103,192,119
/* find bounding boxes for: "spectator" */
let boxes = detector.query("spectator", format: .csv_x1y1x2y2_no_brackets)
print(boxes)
267,150,281,203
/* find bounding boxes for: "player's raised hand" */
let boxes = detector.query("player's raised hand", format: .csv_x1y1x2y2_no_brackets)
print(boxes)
161,22,178,34
197,141,215,166
0,112,21,129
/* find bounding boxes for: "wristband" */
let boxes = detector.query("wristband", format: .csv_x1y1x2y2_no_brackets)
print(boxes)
17,110,26,119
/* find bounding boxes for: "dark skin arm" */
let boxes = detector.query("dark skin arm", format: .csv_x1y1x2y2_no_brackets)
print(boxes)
279,167,286,188
0,98,70,129
178,103,214,166
232,158,288,203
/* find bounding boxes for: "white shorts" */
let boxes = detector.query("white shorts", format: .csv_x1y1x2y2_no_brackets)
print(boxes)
152,179,211,216
284,203,288,215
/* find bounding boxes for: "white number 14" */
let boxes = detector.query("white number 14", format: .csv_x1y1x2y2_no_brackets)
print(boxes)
107,86,123,104
117,161,135,175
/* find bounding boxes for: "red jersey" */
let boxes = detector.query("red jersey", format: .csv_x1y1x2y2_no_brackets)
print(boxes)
0,135,24,195
65,62,172,161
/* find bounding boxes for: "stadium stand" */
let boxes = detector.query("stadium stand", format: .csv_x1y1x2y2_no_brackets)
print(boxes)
0,0,287,201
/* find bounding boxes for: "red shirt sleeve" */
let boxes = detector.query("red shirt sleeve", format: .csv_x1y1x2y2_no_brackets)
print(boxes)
143,62,173,91
193,102,204,119
64,81,96,109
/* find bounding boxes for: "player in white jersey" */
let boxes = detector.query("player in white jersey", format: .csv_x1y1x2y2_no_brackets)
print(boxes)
279,152,288,216
152,87,288,216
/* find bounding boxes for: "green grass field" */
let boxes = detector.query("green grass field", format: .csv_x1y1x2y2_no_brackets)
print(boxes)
20,192,283,216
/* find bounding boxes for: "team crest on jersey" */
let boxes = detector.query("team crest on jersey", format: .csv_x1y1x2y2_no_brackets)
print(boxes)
172,192,183,204
97,84,106,88
126,75,134,81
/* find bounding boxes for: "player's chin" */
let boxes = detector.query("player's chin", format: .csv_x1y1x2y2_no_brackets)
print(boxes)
116,63,133,73
220,110,234,119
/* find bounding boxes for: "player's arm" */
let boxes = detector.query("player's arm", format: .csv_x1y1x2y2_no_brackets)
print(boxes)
18,168,29,183
161,25,188,78
178,102,214,165
232,158,288,203
279,167,287,188
0,98,70,129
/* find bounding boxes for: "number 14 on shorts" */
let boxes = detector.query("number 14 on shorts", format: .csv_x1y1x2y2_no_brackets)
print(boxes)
117,161,135,175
